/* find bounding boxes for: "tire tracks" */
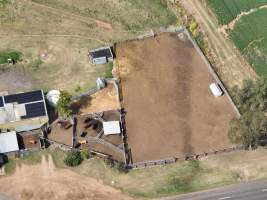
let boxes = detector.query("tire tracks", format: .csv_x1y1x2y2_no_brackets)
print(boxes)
181,0,257,88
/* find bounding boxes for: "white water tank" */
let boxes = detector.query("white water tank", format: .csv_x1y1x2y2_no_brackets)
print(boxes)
209,83,223,97
46,90,60,107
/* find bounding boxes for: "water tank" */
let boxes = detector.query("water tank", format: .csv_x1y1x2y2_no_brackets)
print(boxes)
209,83,223,97
46,90,60,107
96,78,106,90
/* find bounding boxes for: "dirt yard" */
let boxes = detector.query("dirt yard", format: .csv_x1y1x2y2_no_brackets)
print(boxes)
0,155,130,200
74,84,121,114
117,32,237,163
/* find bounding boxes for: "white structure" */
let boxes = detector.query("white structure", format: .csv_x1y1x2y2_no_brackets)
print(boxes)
0,131,19,153
47,90,60,107
103,121,121,135
209,83,223,97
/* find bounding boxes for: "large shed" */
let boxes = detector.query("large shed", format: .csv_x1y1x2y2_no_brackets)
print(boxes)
0,90,49,132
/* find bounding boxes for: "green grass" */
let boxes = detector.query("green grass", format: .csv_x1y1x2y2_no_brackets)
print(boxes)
0,51,22,64
230,9,267,77
32,0,176,30
4,159,16,175
0,0,8,5
4,151,43,175
105,62,113,78
207,0,267,24
65,158,239,198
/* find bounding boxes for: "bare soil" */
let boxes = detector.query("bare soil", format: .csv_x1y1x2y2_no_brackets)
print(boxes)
0,155,130,200
76,84,121,114
117,33,236,163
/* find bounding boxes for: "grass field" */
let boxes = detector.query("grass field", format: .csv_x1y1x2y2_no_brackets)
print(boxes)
229,9,267,76
207,0,267,77
207,0,267,24
0,0,175,94
4,148,267,198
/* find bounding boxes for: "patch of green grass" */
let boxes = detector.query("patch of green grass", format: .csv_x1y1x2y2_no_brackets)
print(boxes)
0,0,8,5
20,151,43,165
68,158,240,198
31,59,43,71
229,9,267,77
49,148,67,168
207,0,267,24
105,62,113,78
0,51,22,64
3,151,43,175
4,159,16,175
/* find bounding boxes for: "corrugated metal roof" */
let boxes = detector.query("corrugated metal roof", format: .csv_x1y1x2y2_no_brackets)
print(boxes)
103,121,121,135
0,131,19,153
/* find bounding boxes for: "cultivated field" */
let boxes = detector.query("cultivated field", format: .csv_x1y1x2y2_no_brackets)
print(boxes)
207,0,267,24
117,33,236,163
207,0,267,77
0,0,175,93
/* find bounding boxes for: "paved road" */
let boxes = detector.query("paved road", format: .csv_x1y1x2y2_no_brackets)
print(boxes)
168,180,267,200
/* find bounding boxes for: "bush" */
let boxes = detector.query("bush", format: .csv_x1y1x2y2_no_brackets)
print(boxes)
56,90,72,117
0,51,22,64
64,151,83,167
114,161,128,173
80,149,90,159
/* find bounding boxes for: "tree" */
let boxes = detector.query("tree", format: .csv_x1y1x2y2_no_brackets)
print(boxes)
64,151,83,167
229,78,267,148
57,90,72,117
229,111,267,149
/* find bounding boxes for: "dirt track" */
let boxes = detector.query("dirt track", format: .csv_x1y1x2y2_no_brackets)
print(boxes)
117,33,236,163
0,156,130,200
180,0,256,88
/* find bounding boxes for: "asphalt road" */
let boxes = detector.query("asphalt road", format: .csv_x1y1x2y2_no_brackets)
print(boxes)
168,180,267,200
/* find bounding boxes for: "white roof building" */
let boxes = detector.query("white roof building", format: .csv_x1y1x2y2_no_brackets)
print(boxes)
0,131,19,153
103,121,121,135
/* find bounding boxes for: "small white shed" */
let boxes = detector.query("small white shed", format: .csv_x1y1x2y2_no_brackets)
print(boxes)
209,83,223,97
0,131,19,153
103,121,121,135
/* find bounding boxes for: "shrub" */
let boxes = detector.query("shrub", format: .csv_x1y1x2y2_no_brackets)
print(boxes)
114,161,128,173
80,149,90,159
56,90,72,117
64,151,83,167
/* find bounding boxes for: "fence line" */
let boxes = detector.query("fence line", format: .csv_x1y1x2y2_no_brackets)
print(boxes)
128,145,244,169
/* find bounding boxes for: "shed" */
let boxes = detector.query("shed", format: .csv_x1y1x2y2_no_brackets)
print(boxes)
89,47,114,65
0,131,19,153
103,121,121,135
209,83,223,97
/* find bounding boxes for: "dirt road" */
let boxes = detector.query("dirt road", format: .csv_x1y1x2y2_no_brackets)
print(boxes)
0,156,130,200
180,0,257,88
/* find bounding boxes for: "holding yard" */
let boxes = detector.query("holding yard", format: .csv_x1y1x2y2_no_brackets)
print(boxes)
117,32,237,163
207,0,267,77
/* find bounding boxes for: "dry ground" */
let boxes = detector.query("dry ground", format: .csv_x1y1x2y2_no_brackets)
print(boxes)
74,84,121,114
0,155,130,200
180,0,257,88
117,33,236,163
0,0,175,93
